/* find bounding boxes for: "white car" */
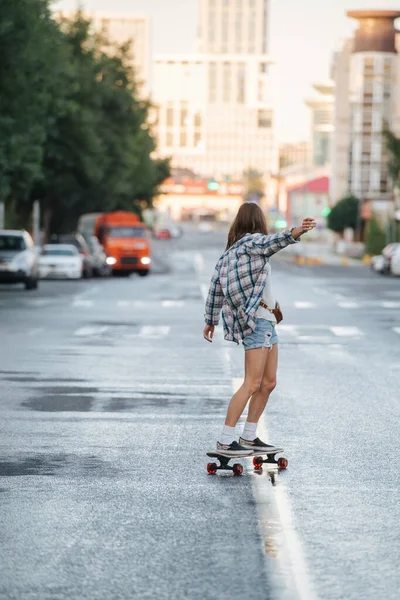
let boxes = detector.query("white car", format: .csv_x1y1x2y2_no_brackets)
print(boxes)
390,246,400,276
0,230,39,290
39,244,84,279
371,243,400,275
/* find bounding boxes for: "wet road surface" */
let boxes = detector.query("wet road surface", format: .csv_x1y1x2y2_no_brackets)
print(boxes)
1,226,399,600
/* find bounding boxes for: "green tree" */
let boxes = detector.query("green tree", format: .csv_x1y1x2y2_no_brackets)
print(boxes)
0,0,63,219
383,128,400,191
243,169,265,203
38,14,170,237
327,195,360,234
364,213,386,256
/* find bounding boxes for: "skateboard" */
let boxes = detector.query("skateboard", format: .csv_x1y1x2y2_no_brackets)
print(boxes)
206,449,288,476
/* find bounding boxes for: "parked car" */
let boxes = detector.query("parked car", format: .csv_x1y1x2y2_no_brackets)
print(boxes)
39,244,84,279
390,246,400,276
154,228,172,240
86,236,110,277
370,243,400,275
0,230,39,290
50,233,93,278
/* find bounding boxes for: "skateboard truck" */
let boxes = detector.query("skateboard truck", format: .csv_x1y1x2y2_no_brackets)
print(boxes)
206,454,244,476
252,453,288,470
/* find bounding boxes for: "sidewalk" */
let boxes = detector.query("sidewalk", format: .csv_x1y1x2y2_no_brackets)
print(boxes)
283,241,364,267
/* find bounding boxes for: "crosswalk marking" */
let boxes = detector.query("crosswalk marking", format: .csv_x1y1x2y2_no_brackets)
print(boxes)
75,326,108,337
330,326,363,337
382,301,400,309
72,299,94,308
393,327,400,336
139,326,170,339
338,301,360,309
294,301,316,309
162,300,185,308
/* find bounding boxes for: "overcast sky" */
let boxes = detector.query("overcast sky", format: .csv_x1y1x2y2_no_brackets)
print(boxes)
54,0,400,143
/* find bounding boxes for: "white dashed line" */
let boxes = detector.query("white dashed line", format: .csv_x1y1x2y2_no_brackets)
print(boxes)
72,299,94,308
294,301,316,309
232,378,317,600
162,300,185,308
382,301,400,309
139,326,170,339
75,326,108,337
338,301,360,309
330,326,363,337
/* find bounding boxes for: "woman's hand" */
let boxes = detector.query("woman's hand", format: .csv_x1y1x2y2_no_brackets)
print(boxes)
203,324,215,343
291,218,317,239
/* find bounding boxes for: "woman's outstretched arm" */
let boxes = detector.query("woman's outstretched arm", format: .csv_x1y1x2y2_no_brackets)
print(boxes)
249,218,316,258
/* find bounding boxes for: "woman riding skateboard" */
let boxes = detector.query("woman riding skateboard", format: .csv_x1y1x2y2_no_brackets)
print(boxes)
203,202,316,456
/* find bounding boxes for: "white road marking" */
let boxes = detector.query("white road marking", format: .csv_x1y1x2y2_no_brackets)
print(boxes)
232,378,317,600
278,324,298,334
193,252,205,276
294,301,316,309
23,298,53,307
200,283,208,302
338,301,360,309
330,326,363,337
72,299,94,308
139,326,170,339
75,326,108,337
162,300,185,308
393,327,400,336
382,301,400,309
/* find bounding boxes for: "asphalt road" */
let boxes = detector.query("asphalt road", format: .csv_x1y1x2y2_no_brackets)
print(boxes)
1,226,399,600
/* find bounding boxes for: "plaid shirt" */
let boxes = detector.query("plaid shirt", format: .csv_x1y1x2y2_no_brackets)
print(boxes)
204,230,298,344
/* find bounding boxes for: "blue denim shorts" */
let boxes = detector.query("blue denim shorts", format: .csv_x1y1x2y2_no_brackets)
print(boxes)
243,318,279,351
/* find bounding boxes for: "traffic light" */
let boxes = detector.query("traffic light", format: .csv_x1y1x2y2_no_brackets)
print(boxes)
275,217,288,229
207,179,219,191
321,207,331,218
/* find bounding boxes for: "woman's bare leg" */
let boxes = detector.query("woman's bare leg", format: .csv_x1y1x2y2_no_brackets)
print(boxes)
224,347,269,427
247,344,278,423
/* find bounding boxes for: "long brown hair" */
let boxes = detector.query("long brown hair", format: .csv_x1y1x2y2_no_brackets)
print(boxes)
225,202,268,250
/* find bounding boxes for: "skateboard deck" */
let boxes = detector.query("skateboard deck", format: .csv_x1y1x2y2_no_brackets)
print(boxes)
206,449,288,476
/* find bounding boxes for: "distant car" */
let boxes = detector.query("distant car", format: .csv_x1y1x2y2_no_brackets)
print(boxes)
86,236,110,277
39,244,84,279
198,222,213,233
0,230,39,290
390,246,400,276
51,233,93,278
155,229,172,240
371,243,400,274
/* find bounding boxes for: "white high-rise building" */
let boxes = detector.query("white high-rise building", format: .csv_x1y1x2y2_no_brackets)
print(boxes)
154,54,275,179
305,82,334,168
153,0,277,185
331,10,400,214
198,0,269,54
88,12,151,97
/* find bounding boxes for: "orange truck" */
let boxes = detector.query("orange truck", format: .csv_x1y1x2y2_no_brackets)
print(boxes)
78,211,151,276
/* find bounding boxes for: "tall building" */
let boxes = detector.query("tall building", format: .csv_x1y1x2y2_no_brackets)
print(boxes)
279,142,311,169
153,54,276,179
198,0,269,54
331,39,353,205
153,0,277,191
331,10,400,217
305,82,334,167
88,12,151,97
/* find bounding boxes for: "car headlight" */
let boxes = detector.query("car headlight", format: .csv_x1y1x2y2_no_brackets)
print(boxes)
140,257,151,265
106,256,117,265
